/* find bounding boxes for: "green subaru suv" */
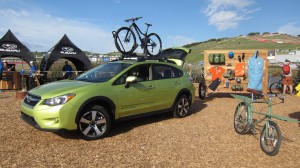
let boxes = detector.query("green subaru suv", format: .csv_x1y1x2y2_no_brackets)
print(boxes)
21,48,195,140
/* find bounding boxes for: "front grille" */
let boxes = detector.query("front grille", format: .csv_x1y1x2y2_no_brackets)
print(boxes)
20,112,40,129
23,93,41,108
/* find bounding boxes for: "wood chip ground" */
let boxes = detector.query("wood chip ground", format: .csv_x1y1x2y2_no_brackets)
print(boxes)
0,90,299,167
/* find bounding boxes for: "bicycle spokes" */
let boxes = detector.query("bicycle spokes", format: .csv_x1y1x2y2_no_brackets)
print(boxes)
260,122,281,156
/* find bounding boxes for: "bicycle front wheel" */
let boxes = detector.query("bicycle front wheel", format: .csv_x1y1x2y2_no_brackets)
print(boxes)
114,27,137,55
234,102,250,135
260,121,282,156
145,33,162,57
269,82,283,94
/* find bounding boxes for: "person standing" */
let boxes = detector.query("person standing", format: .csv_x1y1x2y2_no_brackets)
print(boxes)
2,60,9,71
28,61,37,90
296,64,300,81
0,59,3,92
62,61,73,79
282,59,293,95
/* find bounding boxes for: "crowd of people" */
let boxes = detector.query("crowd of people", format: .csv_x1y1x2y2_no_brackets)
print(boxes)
0,59,74,91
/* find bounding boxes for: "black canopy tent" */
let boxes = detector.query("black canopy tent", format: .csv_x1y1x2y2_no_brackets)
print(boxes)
0,29,36,64
40,34,92,78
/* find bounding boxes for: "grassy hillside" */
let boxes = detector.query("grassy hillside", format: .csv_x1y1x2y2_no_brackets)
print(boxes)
184,34,300,63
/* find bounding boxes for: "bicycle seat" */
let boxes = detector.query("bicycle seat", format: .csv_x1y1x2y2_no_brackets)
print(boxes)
125,17,142,22
247,88,262,95
145,23,152,27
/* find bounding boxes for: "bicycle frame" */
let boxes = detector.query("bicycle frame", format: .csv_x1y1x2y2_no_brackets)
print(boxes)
233,93,299,126
241,97,273,131
128,22,148,45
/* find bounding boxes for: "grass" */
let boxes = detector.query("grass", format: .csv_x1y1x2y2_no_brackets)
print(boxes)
184,35,300,63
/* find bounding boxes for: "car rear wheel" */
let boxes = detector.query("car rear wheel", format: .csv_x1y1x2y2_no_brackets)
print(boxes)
173,95,191,118
77,105,111,140
198,82,206,100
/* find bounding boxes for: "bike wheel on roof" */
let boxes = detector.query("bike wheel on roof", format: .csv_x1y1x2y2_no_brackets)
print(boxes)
146,33,162,57
114,27,137,55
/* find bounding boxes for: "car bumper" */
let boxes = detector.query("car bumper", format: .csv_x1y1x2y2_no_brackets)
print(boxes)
20,102,78,131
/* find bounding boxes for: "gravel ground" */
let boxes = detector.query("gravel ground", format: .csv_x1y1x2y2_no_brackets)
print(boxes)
0,89,300,168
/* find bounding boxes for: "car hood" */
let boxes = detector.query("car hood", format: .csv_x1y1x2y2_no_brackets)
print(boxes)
29,80,95,98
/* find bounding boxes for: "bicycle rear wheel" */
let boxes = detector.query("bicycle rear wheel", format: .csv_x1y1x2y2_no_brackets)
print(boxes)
234,102,250,134
114,27,137,55
145,33,162,57
269,82,283,94
260,121,282,156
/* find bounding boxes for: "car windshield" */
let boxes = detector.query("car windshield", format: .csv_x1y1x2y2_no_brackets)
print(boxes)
75,62,131,83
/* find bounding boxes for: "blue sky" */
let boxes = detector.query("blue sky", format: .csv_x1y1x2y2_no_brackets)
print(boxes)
0,0,300,54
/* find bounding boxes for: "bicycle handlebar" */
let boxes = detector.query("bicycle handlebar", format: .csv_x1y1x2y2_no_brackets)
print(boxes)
125,17,143,23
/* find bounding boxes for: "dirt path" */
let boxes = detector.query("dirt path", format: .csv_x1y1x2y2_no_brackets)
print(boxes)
0,90,299,167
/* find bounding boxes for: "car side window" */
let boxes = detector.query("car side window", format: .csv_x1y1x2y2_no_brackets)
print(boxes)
113,64,152,85
154,64,183,80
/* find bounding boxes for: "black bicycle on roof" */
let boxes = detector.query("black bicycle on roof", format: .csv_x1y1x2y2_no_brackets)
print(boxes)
112,17,162,57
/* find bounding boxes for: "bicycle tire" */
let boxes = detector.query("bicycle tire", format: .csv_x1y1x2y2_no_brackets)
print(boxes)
269,82,283,94
260,121,282,156
233,102,250,135
198,82,206,100
145,33,162,57
114,27,137,55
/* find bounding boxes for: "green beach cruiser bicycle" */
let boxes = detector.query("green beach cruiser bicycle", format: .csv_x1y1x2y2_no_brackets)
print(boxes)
232,89,299,156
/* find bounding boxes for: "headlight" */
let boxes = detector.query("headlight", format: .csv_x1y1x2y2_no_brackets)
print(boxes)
43,93,76,106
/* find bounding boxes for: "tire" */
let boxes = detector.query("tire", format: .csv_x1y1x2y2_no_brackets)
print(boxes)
145,33,162,57
198,82,206,100
77,105,111,140
173,95,191,118
269,82,282,94
233,102,250,134
260,122,282,156
114,27,137,55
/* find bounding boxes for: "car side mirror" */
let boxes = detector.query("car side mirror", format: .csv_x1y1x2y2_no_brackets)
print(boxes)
125,76,137,88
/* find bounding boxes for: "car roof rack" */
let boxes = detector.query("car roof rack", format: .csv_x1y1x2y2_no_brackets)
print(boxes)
111,53,168,62
110,53,178,66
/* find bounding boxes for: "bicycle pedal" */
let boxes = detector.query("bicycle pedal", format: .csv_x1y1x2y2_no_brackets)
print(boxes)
250,128,256,134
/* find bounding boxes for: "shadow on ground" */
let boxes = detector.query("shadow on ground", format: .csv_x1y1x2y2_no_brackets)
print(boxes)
288,111,300,127
53,98,206,140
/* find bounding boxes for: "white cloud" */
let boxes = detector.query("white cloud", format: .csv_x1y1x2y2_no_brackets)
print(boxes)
0,8,115,53
203,0,257,31
278,22,300,36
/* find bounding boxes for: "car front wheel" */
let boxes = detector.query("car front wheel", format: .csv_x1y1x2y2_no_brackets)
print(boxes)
77,105,111,140
173,95,191,118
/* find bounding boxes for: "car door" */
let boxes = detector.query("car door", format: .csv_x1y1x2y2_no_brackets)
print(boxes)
154,64,183,110
113,64,156,117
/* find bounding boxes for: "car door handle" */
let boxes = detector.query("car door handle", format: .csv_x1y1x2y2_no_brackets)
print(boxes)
175,81,181,85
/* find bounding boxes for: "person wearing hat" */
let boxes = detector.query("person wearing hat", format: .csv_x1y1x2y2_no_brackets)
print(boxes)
282,59,293,95
28,61,37,90
2,60,14,71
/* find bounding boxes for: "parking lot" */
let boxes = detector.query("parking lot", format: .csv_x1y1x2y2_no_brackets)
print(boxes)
0,90,300,167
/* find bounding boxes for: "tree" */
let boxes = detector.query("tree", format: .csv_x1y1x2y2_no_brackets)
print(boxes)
247,32,260,36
